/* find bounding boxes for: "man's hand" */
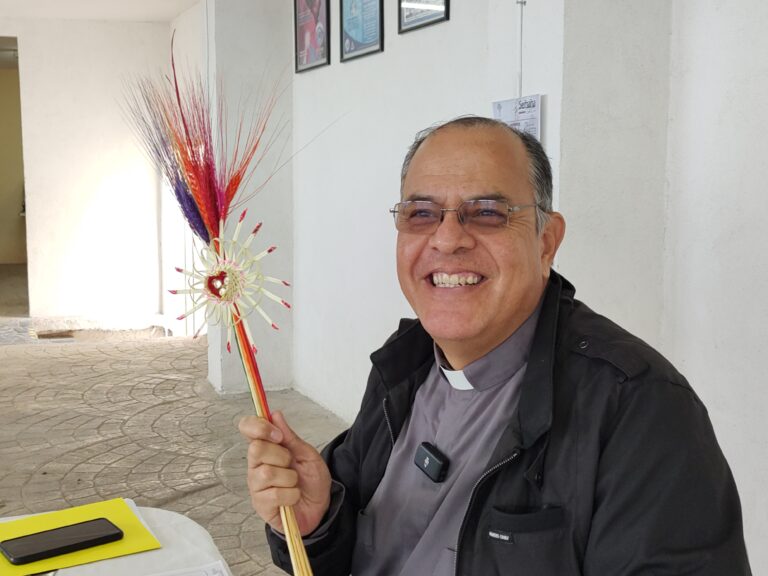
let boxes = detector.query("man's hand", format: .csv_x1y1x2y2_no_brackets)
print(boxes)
239,411,332,536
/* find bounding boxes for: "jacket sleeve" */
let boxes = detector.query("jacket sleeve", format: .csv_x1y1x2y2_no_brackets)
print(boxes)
583,377,751,575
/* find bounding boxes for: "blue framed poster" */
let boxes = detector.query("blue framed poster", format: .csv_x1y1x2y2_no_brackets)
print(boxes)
340,0,383,62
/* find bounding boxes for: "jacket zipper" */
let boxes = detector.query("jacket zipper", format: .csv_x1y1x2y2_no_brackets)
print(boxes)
382,397,396,446
453,449,521,576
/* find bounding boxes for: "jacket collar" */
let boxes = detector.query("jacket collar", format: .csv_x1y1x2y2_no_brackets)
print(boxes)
370,271,574,450
369,317,434,387
515,271,570,448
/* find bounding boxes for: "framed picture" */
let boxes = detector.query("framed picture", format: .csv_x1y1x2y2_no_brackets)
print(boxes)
399,0,450,33
294,0,330,73
340,0,384,62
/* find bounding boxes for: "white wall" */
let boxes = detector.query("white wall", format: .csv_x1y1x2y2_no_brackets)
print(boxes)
502,0,565,205
160,2,207,338
0,18,168,327
206,0,294,393
558,1,671,348
292,1,565,422
171,2,205,73
665,1,768,570
290,3,766,564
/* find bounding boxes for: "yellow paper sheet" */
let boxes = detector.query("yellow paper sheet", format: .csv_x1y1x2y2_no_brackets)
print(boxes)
0,498,161,575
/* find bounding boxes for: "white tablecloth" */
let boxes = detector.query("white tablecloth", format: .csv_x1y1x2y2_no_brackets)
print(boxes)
3,505,233,576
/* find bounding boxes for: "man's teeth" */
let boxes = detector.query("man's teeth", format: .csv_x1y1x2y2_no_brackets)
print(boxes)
431,273,481,288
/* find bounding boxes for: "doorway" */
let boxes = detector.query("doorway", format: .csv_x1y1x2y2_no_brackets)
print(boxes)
0,37,28,319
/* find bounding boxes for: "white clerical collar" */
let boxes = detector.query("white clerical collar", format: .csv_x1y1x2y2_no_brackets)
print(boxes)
439,366,474,391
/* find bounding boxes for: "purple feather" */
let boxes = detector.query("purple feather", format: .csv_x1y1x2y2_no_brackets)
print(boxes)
173,177,210,243
124,78,210,243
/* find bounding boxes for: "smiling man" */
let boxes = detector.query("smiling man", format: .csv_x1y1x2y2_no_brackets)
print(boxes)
394,120,563,370
240,117,751,575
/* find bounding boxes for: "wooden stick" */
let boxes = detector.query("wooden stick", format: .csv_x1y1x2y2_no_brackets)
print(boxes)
282,506,313,575
232,306,313,576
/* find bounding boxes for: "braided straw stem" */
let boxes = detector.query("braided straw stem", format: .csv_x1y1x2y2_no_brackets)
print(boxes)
233,308,313,576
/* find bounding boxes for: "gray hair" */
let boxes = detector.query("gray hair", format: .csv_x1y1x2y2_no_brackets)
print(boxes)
400,116,553,232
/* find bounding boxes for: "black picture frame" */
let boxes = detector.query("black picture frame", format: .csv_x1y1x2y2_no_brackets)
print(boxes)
340,0,384,62
294,0,331,73
398,0,450,33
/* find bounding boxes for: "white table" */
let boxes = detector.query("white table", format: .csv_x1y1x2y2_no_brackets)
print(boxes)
4,506,233,576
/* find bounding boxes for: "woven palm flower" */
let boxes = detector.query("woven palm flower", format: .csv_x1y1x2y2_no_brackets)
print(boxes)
171,211,291,352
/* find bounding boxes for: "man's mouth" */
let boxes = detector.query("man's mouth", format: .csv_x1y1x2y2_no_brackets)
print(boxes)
430,272,484,288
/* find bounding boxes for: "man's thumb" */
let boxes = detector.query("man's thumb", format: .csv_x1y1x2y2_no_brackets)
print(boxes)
271,411,307,452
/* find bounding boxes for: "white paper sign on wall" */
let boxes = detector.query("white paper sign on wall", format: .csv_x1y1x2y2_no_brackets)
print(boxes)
492,94,542,141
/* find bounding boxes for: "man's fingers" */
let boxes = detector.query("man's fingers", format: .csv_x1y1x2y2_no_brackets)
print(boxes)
240,413,318,465
271,411,313,457
246,439,292,469
246,464,300,528
249,464,299,490
239,415,283,443
250,486,302,512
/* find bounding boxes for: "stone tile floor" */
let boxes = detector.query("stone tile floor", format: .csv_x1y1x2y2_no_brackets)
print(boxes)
0,317,36,345
0,327,346,575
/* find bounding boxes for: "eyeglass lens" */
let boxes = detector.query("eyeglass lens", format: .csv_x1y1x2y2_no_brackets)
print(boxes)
394,200,511,233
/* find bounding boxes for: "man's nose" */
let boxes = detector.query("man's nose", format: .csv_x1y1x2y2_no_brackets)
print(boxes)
428,210,475,253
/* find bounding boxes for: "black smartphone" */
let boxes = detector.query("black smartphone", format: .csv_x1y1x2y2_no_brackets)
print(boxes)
0,517,123,565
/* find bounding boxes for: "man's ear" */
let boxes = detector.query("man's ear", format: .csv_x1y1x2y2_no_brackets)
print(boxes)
540,212,566,270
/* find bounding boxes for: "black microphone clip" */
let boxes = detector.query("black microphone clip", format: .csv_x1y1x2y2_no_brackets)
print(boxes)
414,442,449,483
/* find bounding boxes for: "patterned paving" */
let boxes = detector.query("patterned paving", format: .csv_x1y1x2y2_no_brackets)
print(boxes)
0,317,37,345
0,335,346,575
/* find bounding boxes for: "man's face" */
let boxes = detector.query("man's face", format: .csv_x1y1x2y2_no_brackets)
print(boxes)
396,125,564,368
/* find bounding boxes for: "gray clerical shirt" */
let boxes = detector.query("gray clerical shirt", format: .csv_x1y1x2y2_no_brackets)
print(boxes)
351,306,541,576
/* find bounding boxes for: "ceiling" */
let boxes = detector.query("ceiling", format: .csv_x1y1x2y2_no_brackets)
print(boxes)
0,0,199,22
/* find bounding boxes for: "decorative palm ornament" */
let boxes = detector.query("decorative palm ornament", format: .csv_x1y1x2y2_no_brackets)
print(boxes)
126,37,312,576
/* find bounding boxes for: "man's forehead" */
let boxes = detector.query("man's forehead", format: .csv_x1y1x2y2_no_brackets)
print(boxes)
418,123,524,155
402,191,509,202
407,127,527,176
402,126,530,199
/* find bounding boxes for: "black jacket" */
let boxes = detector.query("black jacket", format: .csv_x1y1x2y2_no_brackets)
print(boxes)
268,272,751,575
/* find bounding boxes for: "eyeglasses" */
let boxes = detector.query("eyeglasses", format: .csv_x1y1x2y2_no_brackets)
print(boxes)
390,199,540,235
